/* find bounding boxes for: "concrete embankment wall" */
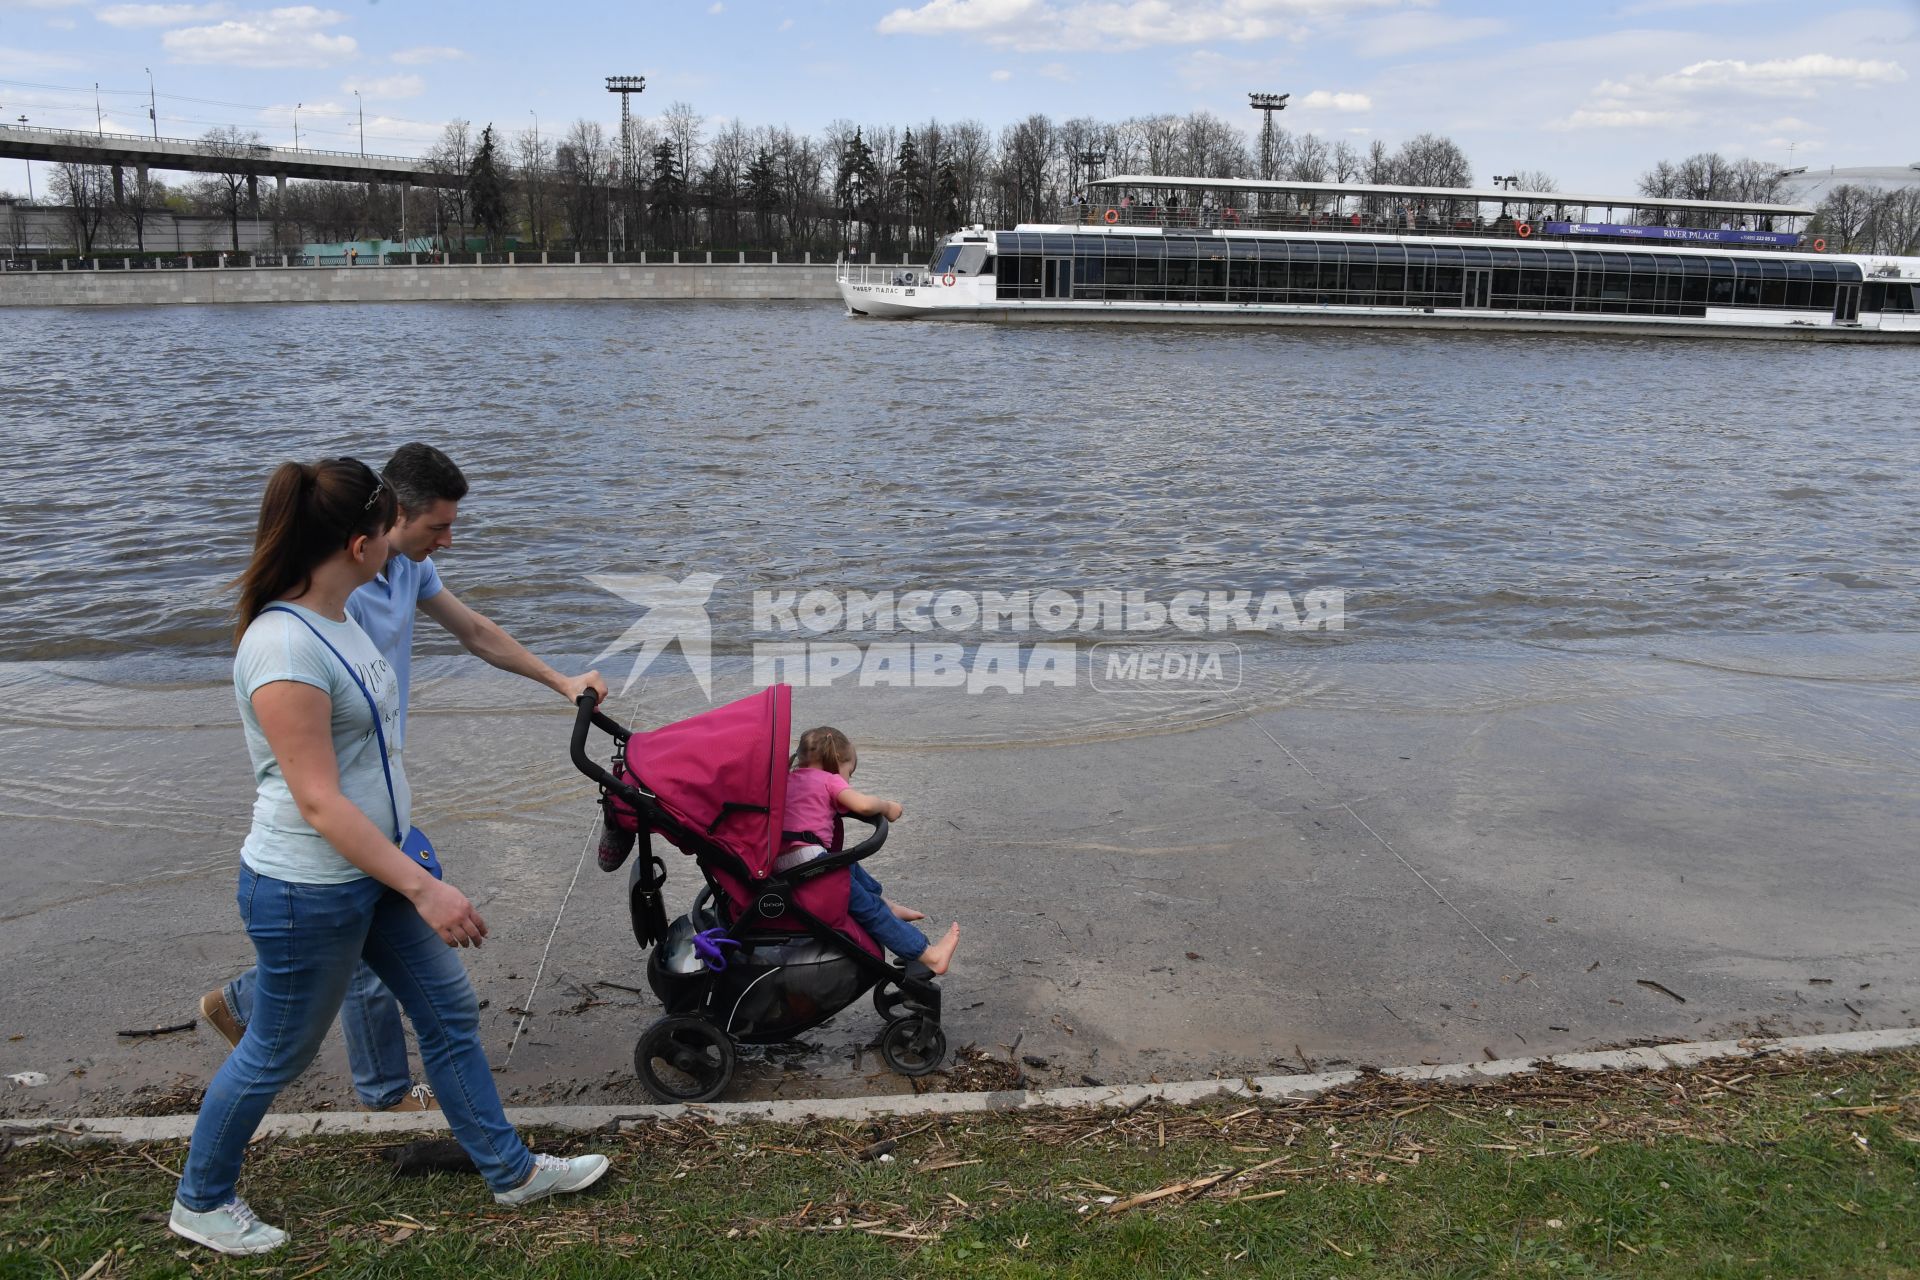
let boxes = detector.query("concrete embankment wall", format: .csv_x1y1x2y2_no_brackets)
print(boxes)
0,262,852,307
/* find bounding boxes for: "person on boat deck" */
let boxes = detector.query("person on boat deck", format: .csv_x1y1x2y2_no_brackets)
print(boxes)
200,443,607,1115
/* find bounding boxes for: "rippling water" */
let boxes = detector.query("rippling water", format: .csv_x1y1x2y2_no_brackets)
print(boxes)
1,300,1916,662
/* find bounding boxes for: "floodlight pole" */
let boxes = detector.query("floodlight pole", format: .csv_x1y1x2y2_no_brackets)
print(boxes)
1076,148,1105,209
606,75,646,254
1249,92,1289,216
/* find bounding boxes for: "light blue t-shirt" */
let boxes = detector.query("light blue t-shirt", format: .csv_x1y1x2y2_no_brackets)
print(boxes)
347,554,442,751
234,604,411,884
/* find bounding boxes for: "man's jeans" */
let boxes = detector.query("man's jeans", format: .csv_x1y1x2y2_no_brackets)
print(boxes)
177,867,535,1209
223,961,411,1110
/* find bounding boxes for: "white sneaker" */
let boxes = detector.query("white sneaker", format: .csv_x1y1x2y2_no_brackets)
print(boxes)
493,1153,611,1206
168,1197,288,1255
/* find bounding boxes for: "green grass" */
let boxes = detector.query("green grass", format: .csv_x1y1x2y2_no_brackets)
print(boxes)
5,1050,1919,1278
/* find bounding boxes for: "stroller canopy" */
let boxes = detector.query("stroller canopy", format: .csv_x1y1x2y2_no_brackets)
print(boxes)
624,683,792,881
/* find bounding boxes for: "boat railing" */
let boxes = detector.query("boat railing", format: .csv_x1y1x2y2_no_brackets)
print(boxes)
836,262,945,286
1058,203,1813,252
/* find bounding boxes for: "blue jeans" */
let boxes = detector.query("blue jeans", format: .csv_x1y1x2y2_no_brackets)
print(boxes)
223,962,412,1109
177,867,535,1209
846,865,927,960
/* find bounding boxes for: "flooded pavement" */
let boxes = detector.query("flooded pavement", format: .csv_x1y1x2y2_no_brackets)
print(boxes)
4,634,1915,1117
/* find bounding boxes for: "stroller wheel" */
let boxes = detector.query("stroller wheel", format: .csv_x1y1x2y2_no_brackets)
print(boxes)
879,1016,947,1077
633,1015,735,1104
872,979,908,1022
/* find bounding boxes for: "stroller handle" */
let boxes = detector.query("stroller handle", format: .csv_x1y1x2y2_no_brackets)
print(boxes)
570,691,634,795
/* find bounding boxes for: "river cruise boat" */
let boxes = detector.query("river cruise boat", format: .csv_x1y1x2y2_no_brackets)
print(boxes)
837,176,1919,342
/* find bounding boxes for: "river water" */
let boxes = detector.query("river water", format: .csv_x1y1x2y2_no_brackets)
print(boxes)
1,300,1916,666
5,300,1920,1112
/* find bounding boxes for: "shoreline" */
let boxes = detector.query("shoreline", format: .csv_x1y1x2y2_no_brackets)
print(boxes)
0,260,871,307
3,632,1915,1120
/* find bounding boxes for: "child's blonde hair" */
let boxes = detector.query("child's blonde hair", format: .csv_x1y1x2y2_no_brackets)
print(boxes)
792,725,855,774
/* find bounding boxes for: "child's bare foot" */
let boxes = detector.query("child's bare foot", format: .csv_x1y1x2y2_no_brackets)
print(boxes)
918,923,960,975
887,898,926,922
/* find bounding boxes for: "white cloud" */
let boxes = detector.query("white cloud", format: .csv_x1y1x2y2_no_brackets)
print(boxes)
162,6,356,66
1298,89,1371,111
0,0,88,9
341,72,423,99
989,67,1011,79
1549,107,1682,130
778,16,792,28
46,14,75,24
708,1,722,11
1170,47,1294,91
1038,59,1073,80
0,43,82,70
1350,11,1504,58
1615,0,1759,14
1658,53,1905,96
96,3,225,25
389,43,464,65
877,0,1401,53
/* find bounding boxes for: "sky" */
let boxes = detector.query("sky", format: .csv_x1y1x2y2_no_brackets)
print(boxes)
2,0,1915,201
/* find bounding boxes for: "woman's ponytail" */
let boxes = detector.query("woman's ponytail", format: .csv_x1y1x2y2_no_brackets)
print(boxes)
232,457,396,645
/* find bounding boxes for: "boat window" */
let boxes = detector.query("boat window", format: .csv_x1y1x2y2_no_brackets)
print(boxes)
931,245,963,273
954,245,989,275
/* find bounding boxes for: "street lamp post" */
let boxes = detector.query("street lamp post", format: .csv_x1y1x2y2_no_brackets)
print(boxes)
353,88,364,156
17,117,31,203
294,102,301,150
94,83,103,136
145,68,157,139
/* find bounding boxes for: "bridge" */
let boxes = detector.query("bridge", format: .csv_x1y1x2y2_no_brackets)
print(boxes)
0,123,456,190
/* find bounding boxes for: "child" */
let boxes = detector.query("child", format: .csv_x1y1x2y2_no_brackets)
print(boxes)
781,726,960,975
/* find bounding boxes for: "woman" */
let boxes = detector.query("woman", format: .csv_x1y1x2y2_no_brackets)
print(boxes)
171,457,607,1256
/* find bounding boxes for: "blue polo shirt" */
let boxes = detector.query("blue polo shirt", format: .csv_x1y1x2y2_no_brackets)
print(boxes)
348,554,443,751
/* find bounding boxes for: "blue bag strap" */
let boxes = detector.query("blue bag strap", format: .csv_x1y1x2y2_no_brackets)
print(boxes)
258,604,404,844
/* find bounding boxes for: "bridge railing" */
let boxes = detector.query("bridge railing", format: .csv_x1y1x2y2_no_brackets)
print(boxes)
0,122,423,166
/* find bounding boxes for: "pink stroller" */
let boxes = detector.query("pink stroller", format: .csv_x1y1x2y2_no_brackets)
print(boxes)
570,684,945,1102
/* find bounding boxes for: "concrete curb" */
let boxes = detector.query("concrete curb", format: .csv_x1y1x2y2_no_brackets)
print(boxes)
14,1026,1918,1147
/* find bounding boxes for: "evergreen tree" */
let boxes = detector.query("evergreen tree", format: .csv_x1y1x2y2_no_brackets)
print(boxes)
892,129,923,255
467,124,507,250
745,148,780,247
651,139,685,246
833,127,878,248
934,157,961,231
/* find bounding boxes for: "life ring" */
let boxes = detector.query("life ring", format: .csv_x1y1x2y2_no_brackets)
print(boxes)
1103,207,1119,225
943,272,957,286
1515,221,1532,238
1811,237,1826,253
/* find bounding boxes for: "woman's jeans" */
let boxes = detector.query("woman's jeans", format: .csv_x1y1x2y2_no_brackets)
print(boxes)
845,865,928,960
177,867,534,1209
222,963,410,1109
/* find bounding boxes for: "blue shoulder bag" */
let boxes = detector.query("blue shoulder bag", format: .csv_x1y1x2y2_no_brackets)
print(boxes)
260,605,443,880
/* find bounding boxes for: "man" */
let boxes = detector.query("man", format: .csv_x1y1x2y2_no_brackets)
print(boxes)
200,443,607,1112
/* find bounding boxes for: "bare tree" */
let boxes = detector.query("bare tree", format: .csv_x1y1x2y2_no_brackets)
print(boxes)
514,125,548,248
50,162,116,254
201,125,264,250
1811,184,1874,251
426,118,474,249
